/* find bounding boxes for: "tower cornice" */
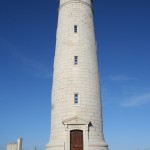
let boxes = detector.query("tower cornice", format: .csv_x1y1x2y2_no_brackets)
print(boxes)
58,0,93,13
58,0,93,2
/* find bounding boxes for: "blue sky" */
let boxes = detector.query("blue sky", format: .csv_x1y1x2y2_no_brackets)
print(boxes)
0,0,150,150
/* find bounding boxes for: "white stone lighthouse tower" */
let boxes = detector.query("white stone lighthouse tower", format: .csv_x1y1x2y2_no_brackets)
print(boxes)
46,0,108,150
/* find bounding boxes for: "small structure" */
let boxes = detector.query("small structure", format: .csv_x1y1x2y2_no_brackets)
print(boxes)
7,138,23,150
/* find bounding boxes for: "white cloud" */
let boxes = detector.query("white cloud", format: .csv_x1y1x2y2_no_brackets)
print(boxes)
0,37,52,79
110,75,137,81
121,93,150,107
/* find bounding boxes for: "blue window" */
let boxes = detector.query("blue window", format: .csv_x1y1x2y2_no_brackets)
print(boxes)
74,94,78,104
74,56,78,65
74,25,78,33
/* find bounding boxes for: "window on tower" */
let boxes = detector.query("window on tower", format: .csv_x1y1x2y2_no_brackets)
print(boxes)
74,56,78,65
74,94,78,104
74,25,78,33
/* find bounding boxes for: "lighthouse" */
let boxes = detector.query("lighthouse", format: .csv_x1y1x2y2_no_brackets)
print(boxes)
46,0,108,150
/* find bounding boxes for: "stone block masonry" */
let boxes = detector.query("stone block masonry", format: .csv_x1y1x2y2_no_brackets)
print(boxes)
46,0,109,150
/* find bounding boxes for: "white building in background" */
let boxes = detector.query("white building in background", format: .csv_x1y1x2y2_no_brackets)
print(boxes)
46,0,109,150
7,138,22,150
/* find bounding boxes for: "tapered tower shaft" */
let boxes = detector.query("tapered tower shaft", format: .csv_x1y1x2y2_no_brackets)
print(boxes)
46,0,108,150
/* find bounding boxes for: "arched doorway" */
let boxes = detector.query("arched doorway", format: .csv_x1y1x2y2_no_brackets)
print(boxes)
70,130,83,150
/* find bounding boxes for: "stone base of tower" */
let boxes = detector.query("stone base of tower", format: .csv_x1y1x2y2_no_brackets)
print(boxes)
46,116,109,150
89,142,109,150
46,142,108,150
46,143,64,150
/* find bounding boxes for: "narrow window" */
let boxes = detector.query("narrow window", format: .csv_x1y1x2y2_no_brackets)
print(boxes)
74,94,78,104
74,56,78,65
74,25,78,33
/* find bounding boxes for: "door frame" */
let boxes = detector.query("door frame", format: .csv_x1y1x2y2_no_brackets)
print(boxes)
65,124,88,150
62,116,90,150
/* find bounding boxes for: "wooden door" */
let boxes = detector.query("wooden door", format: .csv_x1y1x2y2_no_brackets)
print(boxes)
70,130,83,150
